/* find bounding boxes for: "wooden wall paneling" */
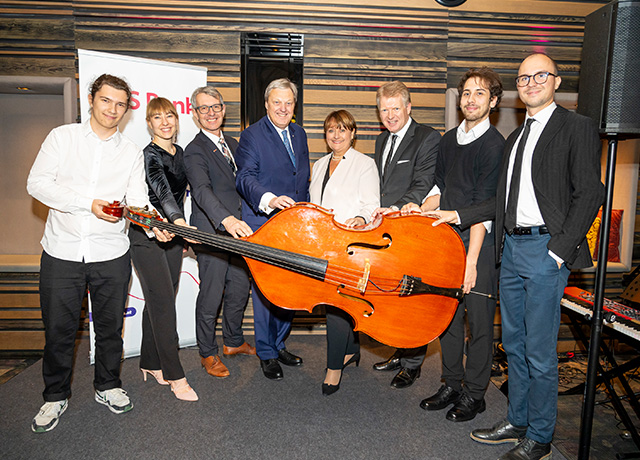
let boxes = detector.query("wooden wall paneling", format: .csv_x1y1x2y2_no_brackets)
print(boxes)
0,3,75,76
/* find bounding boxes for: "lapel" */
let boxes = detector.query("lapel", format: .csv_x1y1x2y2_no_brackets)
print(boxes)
531,106,567,175
375,131,390,172
197,131,235,181
382,119,415,185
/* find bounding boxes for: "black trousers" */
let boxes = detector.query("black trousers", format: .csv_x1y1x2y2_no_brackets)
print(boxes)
129,225,185,381
326,306,359,370
192,245,250,358
39,250,131,402
440,242,497,400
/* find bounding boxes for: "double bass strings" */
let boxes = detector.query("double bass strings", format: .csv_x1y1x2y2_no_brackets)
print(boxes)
128,209,445,298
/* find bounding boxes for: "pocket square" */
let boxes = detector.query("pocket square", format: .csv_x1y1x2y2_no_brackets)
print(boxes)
396,159,410,164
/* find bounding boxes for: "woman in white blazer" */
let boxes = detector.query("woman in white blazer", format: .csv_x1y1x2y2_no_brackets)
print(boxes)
309,110,380,396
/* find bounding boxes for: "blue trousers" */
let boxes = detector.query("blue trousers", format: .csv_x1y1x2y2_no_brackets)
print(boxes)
252,282,295,360
500,230,570,443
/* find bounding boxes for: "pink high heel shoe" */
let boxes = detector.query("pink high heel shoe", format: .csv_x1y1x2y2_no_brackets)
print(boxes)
169,378,198,402
141,368,169,385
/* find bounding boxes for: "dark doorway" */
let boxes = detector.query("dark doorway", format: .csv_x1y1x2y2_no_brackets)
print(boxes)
241,33,304,129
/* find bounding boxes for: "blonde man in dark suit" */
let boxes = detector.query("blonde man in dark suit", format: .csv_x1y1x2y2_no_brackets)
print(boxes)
371,81,440,389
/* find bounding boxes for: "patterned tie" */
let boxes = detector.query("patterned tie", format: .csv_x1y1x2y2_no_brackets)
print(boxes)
219,138,236,175
504,118,535,232
383,134,398,180
281,130,296,168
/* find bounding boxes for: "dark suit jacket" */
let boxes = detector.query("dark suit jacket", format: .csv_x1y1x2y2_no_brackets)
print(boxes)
235,115,310,230
458,105,605,269
183,131,242,236
374,118,440,208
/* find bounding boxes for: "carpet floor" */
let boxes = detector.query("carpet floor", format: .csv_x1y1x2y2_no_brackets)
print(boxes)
0,335,568,460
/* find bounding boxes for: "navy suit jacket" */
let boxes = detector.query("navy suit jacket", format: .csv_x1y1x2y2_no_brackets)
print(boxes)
374,118,440,208
183,131,242,236
235,115,310,231
458,105,605,269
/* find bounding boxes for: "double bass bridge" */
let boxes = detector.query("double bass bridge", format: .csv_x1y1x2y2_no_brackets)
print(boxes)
400,275,464,300
357,259,371,294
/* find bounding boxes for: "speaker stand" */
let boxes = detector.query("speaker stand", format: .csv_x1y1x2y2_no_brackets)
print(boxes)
578,136,630,459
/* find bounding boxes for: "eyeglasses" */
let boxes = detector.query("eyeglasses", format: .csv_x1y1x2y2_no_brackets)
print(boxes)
195,104,224,114
515,71,557,87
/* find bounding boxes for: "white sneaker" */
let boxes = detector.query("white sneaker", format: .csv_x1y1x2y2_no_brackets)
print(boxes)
31,399,68,433
95,388,133,414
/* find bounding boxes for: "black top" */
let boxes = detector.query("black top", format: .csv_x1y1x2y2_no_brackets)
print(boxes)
143,142,188,223
436,125,505,247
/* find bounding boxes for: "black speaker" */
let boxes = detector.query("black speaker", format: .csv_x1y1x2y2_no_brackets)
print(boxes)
577,0,640,135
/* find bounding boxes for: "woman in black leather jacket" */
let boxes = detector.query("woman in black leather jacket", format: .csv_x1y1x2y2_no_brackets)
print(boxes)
128,97,198,401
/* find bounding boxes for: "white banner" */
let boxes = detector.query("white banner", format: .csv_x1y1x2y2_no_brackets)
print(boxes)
78,49,207,361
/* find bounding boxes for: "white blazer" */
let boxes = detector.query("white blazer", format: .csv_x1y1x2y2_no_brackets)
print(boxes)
309,147,380,224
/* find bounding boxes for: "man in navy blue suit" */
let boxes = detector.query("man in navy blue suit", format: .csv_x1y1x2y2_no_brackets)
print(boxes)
235,78,310,380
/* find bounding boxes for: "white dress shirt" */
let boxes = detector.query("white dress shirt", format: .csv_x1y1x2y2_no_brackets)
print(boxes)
506,102,557,227
201,129,237,169
381,117,412,174
27,120,149,263
309,147,380,224
258,117,295,214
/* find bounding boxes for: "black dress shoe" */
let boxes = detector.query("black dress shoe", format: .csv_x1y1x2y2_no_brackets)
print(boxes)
470,419,528,444
498,437,551,460
373,351,401,372
260,359,283,380
420,384,461,411
277,348,303,367
390,367,420,389
446,392,486,422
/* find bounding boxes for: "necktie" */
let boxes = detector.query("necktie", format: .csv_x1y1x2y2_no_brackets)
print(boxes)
383,134,398,179
219,138,236,175
504,118,535,232
281,130,296,167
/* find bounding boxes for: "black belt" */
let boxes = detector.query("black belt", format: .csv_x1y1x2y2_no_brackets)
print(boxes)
506,225,549,236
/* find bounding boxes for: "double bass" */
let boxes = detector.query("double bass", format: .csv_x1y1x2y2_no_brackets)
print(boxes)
126,203,466,349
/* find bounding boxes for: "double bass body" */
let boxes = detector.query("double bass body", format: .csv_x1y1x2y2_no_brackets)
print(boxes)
243,204,466,349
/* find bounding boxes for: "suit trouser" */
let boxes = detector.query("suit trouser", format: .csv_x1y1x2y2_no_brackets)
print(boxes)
193,245,250,358
129,226,185,380
252,282,295,360
39,250,131,402
440,242,497,400
326,306,359,370
500,231,570,444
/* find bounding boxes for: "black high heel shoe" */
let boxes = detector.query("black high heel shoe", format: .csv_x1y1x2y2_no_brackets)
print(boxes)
342,352,361,369
322,369,343,396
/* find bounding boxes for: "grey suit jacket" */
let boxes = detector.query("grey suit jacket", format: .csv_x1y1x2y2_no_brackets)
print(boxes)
183,131,242,235
458,105,605,269
374,118,440,208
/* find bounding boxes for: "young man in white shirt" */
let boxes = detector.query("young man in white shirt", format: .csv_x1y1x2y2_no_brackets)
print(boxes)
27,74,167,433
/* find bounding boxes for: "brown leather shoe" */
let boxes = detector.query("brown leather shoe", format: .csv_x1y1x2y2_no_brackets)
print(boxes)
223,342,257,356
201,355,230,378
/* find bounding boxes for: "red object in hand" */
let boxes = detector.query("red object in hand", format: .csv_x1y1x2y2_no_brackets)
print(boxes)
103,200,124,218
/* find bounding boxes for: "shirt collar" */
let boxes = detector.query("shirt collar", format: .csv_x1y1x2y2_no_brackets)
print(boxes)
82,119,121,145
456,117,491,145
391,117,412,140
526,101,557,126
201,129,223,145
267,116,289,135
